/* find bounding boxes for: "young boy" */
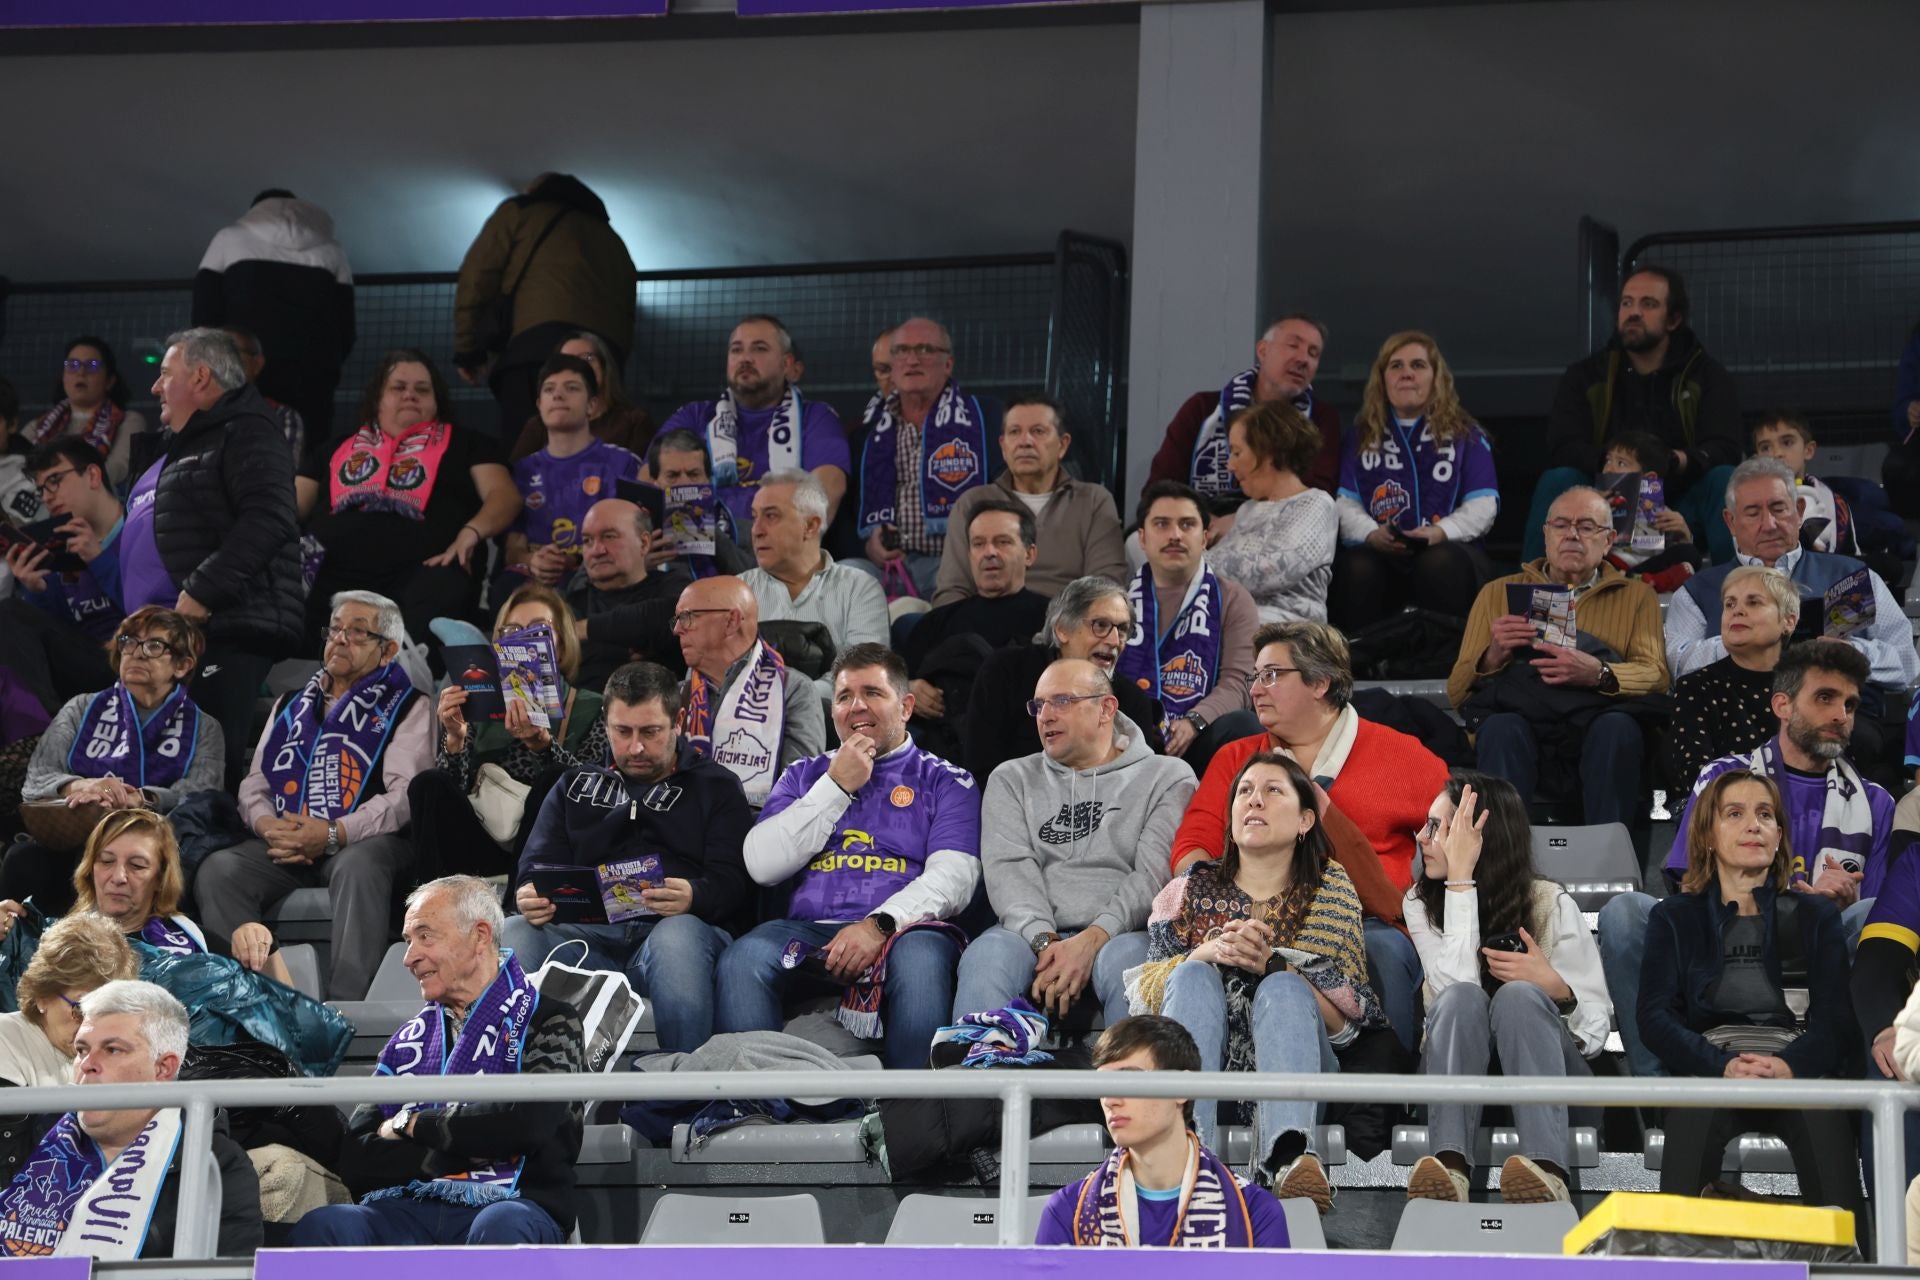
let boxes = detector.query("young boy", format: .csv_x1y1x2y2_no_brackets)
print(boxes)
1597,430,1702,592
1035,1015,1292,1249
1752,411,1857,555
504,354,643,588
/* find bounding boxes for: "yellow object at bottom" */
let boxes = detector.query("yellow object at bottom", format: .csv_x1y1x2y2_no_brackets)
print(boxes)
1563,1191,1856,1255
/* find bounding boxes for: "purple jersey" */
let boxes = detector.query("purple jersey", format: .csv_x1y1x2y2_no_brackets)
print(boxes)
761,742,980,922
119,456,179,611
1863,831,1920,952
1337,417,1498,533
512,439,642,550
1906,695,1918,771
1035,1177,1291,1247
663,398,851,533
1665,754,1895,894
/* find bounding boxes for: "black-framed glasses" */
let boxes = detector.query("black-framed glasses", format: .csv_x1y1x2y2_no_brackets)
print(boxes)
63,358,104,373
116,635,177,659
670,608,731,631
1253,665,1303,687
321,624,388,648
1085,617,1136,641
1024,692,1110,718
889,343,951,359
1417,816,1442,841
33,468,75,499
1543,518,1609,538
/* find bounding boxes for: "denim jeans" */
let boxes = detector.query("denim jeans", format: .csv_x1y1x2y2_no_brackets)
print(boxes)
1474,710,1644,826
1160,961,1337,1161
289,1194,562,1246
715,918,962,1068
1422,980,1590,1172
950,926,1149,1024
1365,918,1424,1053
499,912,730,1053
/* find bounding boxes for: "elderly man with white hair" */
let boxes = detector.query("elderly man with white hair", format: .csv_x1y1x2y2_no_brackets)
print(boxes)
0,979,263,1259
740,468,889,698
290,875,586,1248
197,589,433,1000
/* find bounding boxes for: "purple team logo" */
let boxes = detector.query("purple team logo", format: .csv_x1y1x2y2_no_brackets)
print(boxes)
1159,650,1209,702
927,439,980,491
1367,478,1412,525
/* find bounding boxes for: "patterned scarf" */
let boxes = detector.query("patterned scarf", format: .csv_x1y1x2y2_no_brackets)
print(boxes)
683,640,788,807
836,921,969,1041
327,421,455,520
66,684,202,791
1070,1132,1254,1248
0,1110,182,1260
932,997,1053,1068
856,381,988,535
368,952,539,1208
27,401,124,456
1190,372,1316,497
706,385,802,490
260,662,415,820
1116,560,1226,731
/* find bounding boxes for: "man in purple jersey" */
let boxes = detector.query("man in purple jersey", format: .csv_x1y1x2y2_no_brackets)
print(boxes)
659,315,850,540
502,354,642,590
715,642,981,1067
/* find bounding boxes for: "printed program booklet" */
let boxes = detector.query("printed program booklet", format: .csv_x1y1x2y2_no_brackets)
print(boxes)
1823,567,1875,638
444,621,563,730
527,855,665,924
1599,470,1667,555
1506,583,1577,650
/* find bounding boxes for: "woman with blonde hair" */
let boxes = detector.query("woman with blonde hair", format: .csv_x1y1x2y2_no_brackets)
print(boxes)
1329,331,1498,633
1663,565,1799,790
408,582,608,878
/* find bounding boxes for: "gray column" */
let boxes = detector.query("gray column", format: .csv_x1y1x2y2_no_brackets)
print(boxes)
1124,0,1272,507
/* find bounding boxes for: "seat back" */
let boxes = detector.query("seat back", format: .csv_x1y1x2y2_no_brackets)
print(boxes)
363,942,415,1002
1531,823,1639,905
279,943,324,1002
640,1192,826,1245
1280,1198,1326,1249
883,1193,1050,1245
1389,1199,1578,1254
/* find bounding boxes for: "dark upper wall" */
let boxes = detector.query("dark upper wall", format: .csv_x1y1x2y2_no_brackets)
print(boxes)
0,17,1140,281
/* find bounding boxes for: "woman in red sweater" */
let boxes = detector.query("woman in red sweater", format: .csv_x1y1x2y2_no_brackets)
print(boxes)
1170,620,1448,1049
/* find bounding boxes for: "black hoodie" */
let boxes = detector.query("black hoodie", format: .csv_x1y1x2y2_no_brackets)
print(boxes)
1544,326,1744,490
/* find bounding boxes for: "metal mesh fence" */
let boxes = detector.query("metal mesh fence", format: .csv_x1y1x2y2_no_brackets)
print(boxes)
1621,223,1920,439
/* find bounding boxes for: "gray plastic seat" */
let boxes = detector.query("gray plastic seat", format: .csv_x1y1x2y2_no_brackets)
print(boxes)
640,1191,825,1244
669,1118,868,1164
268,886,334,946
1390,1198,1578,1254
1392,1124,1599,1170
280,943,323,1002
1643,1128,1795,1174
1530,823,1639,908
1280,1198,1326,1249
1029,1123,1111,1165
577,1123,634,1165
884,1192,1050,1244
1221,1124,1346,1168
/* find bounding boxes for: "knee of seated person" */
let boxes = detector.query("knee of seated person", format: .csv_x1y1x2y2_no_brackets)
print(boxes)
468,1200,555,1245
1365,923,1420,973
1166,956,1225,995
1252,967,1316,1012
1426,979,1490,1022
1488,978,1557,1017
1598,891,1654,935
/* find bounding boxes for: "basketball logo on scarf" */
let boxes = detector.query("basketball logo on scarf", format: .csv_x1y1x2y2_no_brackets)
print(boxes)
308,746,368,815
928,438,979,491
1367,478,1412,525
1191,436,1231,494
1160,650,1210,703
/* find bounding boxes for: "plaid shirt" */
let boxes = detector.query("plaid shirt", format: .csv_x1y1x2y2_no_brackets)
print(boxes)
893,418,941,556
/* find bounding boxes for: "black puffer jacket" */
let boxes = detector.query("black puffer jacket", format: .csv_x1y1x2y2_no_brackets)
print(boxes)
144,383,305,654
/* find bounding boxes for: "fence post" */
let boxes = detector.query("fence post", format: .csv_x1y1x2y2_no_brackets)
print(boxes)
175,1092,218,1259
996,1082,1033,1247
1874,1092,1908,1265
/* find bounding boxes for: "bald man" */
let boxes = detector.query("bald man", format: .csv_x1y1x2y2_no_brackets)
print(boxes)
568,497,692,687
676,576,826,807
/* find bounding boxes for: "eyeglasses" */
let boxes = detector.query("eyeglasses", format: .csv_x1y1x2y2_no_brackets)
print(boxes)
670,608,731,631
33,468,75,499
116,635,177,659
1253,665,1303,687
1024,692,1109,717
321,624,388,648
1544,518,1610,538
1417,816,1441,841
63,358,104,373
889,343,951,359
1084,617,1136,641
56,993,83,1018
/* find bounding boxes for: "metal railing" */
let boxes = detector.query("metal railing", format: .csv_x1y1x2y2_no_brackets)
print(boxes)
14,1069,1915,1261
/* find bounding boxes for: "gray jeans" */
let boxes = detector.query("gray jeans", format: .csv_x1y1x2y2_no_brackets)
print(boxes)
1422,979,1590,1172
195,833,413,1000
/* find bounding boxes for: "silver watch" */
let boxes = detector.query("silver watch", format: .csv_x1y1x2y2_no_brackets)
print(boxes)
324,822,342,858
1030,932,1059,956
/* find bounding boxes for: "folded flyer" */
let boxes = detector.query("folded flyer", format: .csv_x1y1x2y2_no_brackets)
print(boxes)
667,483,718,557
1505,583,1577,650
1823,567,1875,638
527,855,664,925
445,621,563,730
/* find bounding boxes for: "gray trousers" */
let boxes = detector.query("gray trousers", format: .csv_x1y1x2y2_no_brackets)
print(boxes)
195,834,412,1000
1422,979,1590,1172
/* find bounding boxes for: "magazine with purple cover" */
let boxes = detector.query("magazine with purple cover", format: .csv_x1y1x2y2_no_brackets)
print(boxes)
599,854,663,923
1824,567,1875,638
494,621,563,729
667,484,718,556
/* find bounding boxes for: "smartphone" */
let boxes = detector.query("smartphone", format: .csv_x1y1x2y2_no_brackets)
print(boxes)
1483,931,1526,954
880,526,902,553
1384,523,1416,544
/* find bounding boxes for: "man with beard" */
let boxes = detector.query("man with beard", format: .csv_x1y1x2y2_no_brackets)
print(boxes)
1527,266,1743,563
660,315,850,540
1599,639,1894,1077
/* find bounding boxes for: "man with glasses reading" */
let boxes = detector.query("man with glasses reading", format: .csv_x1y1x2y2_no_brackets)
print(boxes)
198,590,432,999
1448,486,1670,827
851,316,1000,597
952,658,1194,1025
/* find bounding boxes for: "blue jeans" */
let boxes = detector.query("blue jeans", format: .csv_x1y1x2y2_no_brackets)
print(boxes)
1475,710,1643,826
1525,464,1737,565
1160,961,1337,1162
499,912,730,1053
842,552,939,599
950,926,1149,1024
1365,918,1423,1053
289,1194,562,1246
716,918,962,1068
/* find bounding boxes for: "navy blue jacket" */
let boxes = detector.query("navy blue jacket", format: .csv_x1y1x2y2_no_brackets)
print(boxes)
517,742,754,936
1640,879,1856,1079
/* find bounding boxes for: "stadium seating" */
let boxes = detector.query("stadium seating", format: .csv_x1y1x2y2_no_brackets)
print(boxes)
640,1191,828,1244
1388,1199,1579,1254
884,1192,1050,1244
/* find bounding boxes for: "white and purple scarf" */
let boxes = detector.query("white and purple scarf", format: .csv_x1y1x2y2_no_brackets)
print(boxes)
260,662,414,821
27,401,124,457
1190,372,1318,498
66,684,202,791
368,951,539,1209
1070,1132,1254,1248
706,385,802,490
683,640,788,806
856,382,988,535
1117,560,1225,731
931,997,1052,1068
1747,738,1874,880
0,1109,182,1260
837,921,968,1041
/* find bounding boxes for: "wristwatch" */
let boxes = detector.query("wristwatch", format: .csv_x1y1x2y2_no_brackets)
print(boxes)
1595,661,1620,695
324,822,342,858
1030,932,1060,956
868,912,897,937
1183,712,1209,733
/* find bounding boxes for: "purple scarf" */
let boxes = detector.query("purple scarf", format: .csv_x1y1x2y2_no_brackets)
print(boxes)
67,684,201,791
1116,561,1224,730
0,1111,181,1260
856,382,988,535
1337,415,1498,532
1190,373,1318,498
135,916,201,955
260,662,415,821
27,401,124,455
683,640,788,806
1070,1134,1254,1248
369,951,538,1207
836,921,969,1041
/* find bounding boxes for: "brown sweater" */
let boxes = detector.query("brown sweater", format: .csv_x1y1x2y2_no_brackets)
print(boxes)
1447,559,1670,711
930,469,1128,606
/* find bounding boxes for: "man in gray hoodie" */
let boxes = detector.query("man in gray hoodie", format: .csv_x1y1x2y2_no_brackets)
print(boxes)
952,658,1196,1025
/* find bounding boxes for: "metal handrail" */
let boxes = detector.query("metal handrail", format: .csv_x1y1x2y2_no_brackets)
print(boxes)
1623,219,1920,267
13,1069,1913,1260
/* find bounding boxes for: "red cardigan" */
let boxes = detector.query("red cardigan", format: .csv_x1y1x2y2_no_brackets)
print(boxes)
1170,719,1450,905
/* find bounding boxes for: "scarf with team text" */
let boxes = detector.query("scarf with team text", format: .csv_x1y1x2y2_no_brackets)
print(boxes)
0,1109,182,1260
856,382,988,535
1071,1131,1253,1247
259,662,414,820
684,640,788,807
67,684,202,791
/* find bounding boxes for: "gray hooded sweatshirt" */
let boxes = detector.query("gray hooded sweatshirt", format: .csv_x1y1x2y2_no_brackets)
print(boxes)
980,713,1197,945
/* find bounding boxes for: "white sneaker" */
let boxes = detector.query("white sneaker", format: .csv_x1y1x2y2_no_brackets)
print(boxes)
1499,1154,1570,1204
1407,1154,1470,1202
